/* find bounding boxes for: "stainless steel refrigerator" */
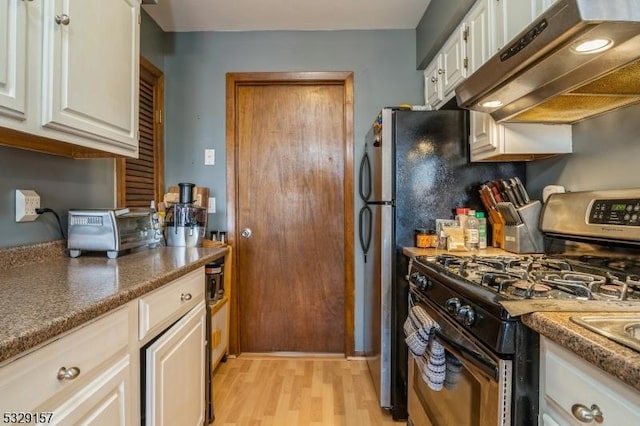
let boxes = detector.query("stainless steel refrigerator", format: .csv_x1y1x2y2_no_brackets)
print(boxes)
359,108,524,420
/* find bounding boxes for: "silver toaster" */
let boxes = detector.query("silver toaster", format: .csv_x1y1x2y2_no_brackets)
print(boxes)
68,209,160,258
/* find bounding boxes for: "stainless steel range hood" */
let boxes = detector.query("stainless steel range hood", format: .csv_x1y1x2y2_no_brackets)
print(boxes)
455,0,640,124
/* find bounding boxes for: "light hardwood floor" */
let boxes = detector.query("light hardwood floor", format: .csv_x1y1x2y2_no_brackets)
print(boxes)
212,355,407,425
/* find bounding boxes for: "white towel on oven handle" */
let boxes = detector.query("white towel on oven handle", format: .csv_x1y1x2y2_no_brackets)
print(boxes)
415,337,463,392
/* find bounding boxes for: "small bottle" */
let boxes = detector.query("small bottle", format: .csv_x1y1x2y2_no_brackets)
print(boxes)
464,209,479,251
476,211,487,249
455,207,469,230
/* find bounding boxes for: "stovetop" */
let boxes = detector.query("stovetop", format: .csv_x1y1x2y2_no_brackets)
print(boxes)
415,253,640,302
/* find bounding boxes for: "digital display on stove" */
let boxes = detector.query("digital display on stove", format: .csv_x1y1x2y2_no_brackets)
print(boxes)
589,198,640,226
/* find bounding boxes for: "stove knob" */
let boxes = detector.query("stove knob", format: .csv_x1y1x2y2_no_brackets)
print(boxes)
445,298,461,314
410,272,430,290
457,305,476,326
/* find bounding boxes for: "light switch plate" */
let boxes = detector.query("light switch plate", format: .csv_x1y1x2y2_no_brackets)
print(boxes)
208,197,216,213
204,149,215,165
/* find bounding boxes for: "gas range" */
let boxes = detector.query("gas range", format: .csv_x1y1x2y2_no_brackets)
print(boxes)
416,253,640,302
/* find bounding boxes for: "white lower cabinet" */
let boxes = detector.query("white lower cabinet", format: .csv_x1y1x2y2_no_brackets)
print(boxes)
0,265,212,426
470,111,572,161
0,305,136,425
41,356,131,425
144,302,207,426
540,337,640,425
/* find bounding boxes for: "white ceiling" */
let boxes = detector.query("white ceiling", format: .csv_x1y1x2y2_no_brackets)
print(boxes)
142,0,432,32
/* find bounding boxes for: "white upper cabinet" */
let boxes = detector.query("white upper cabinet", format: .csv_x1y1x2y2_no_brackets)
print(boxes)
0,0,140,158
465,0,491,75
423,22,467,109
470,111,572,161
441,22,467,99
0,0,27,121
424,56,443,108
42,0,140,152
494,0,541,52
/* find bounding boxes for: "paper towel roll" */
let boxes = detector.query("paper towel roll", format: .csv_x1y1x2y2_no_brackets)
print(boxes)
542,185,566,203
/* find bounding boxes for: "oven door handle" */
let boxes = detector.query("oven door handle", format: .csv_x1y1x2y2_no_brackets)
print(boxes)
411,292,500,380
434,329,499,380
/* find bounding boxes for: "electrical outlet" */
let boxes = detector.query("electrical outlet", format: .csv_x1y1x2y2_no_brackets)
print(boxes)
15,190,40,222
208,197,216,213
204,149,215,165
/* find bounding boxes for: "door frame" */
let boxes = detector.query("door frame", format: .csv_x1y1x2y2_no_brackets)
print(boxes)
226,71,355,356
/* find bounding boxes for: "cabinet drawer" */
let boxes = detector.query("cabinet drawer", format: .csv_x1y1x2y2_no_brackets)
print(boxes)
138,267,204,341
0,306,129,412
543,339,640,425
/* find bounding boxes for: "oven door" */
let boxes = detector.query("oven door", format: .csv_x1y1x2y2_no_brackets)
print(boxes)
408,291,512,426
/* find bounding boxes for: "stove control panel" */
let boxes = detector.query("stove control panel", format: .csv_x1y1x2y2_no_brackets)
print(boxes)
589,198,640,226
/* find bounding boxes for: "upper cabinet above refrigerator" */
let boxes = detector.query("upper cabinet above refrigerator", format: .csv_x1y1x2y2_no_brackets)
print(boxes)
0,0,141,158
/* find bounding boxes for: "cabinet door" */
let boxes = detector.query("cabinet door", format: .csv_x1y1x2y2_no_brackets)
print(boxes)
43,356,131,425
0,0,27,121
496,0,541,51
424,58,443,108
41,0,139,150
441,23,467,99
469,111,499,160
145,302,206,426
465,0,491,74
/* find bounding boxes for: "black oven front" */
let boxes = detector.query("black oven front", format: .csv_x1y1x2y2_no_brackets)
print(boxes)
407,261,539,426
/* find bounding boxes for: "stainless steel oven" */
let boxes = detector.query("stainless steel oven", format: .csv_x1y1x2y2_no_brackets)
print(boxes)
406,188,640,426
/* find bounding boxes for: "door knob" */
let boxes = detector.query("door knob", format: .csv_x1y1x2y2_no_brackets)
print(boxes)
241,228,252,238
55,14,70,25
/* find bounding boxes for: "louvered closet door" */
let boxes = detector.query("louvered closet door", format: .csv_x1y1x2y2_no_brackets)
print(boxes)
117,57,164,208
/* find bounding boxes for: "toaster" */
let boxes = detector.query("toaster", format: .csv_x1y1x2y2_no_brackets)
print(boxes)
68,208,161,258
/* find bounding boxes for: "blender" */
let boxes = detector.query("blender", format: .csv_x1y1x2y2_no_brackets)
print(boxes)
164,183,207,247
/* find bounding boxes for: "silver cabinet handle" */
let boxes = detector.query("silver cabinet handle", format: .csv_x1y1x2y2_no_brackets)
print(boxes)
181,293,192,302
431,77,437,83
57,366,80,381
438,68,444,75
241,228,252,239
55,14,70,25
571,403,604,423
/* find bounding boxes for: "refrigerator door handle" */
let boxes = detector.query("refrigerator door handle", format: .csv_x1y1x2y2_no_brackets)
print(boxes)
359,150,372,202
359,205,372,262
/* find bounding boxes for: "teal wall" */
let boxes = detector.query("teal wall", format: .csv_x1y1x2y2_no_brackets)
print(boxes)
162,30,424,232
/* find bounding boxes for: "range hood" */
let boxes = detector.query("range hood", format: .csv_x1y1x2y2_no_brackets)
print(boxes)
455,0,640,124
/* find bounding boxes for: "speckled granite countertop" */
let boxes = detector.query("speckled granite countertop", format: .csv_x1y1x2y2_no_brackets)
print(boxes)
523,312,640,391
0,241,227,365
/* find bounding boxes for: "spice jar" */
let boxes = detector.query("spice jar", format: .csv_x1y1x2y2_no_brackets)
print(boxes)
415,228,430,248
427,229,438,248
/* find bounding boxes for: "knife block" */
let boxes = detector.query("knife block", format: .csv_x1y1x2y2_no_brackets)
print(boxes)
503,201,544,253
487,209,505,248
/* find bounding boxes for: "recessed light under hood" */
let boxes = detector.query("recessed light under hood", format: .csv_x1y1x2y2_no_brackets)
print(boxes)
455,0,640,124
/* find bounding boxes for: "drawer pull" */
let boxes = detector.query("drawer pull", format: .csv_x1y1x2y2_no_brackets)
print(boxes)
571,403,603,423
181,293,193,302
57,366,80,381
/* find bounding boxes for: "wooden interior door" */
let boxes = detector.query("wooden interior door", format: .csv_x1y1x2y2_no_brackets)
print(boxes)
227,72,354,354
